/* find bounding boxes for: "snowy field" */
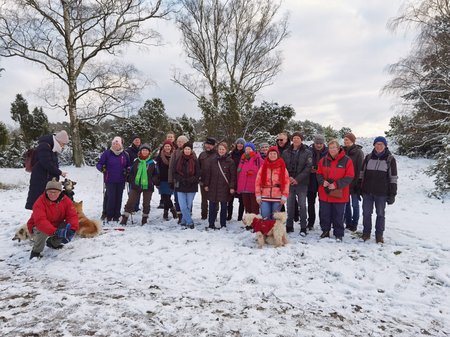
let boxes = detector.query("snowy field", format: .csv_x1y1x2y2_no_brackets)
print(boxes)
0,142,449,337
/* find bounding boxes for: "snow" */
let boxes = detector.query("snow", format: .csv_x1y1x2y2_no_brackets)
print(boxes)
0,143,449,337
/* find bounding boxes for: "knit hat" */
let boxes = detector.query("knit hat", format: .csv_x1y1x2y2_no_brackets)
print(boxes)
344,133,356,144
131,135,141,142
244,142,256,152
112,136,122,146
162,140,174,148
55,130,70,145
259,142,269,149
267,146,280,156
291,131,304,140
139,143,151,152
235,138,246,145
373,136,387,146
177,135,189,144
183,142,193,150
45,180,62,191
313,134,325,144
205,137,217,146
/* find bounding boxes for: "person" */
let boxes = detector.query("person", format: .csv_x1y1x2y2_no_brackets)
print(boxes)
96,136,131,222
227,138,246,221
237,142,262,215
157,131,177,209
307,134,328,230
276,132,290,155
359,136,397,244
342,132,364,231
259,142,270,160
120,144,159,225
165,131,177,149
281,131,312,235
203,142,236,229
25,130,70,210
198,137,217,220
156,140,177,221
316,140,354,241
27,180,79,259
173,142,200,229
255,146,289,219
125,135,142,212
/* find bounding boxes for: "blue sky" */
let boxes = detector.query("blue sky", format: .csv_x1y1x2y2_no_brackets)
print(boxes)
0,0,413,137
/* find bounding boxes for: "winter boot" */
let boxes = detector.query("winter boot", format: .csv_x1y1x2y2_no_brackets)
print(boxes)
141,214,148,225
120,214,129,225
376,235,384,244
299,228,307,237
361,233,371,242
177,212,183,224
163,209,169,221
170,207,178,219
320,231,330,239
30,251,42,260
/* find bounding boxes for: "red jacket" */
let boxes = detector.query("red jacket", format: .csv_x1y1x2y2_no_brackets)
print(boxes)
316,149,354,203
255,163,289,202
251,218,276,235
27,193,79,236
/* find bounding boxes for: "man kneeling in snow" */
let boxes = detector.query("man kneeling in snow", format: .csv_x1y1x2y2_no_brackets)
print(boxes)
28,180,79,259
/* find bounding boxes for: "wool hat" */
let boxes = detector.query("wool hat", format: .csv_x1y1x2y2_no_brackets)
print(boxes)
244,142,256,152
259,142,269,149
373,136,387,146
183,142,193,150
344,132,356,144
177,135,189,144
139,143,151,152
112,136,123,146
45,180,62,191
55,130,70,145
205,137,217,146
162,140,174,148
267,146,280,155
312,134,324,144
235,138,246,145
291,131,304,141
131,135,141,142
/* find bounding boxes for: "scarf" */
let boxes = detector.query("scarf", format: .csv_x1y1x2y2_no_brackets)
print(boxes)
160,152,171,166
260,157,287,188
176,154,195,177
110,147,124,156
240,150,255,162
135,154,151,189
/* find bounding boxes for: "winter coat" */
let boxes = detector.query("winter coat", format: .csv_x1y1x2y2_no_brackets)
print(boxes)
25,134,63,210
277,140,291,155
128,157,159,192
255,160,290,202
308,144,328,194
125,144,140,163
237,152,262,193
27,193,79,236
156,152,173,195
203,154,236,203
316,149,354,203
96,149,131,184
173,155,200,193
230,148,244,170
360,148,398,197
168,148,197,184
281,144,312,187
343,144,365,193
198,149,217,183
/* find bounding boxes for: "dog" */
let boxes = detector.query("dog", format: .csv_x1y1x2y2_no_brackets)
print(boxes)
242,212,288,248
12,224,34,242
62,178,76,201
72,200,102,237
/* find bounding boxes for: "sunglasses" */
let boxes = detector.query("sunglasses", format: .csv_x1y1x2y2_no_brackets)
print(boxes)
276,139,285,142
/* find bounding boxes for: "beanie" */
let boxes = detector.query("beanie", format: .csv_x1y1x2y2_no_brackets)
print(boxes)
373,136,387,147
267,146,280,156
46,180,62,191
235,138,246,145
131,135,141,142
313,134,325,144
291,131,304,141
244,142,256,152
55,130,70,145
205,137,217,146
139,143,151,152
112,136,123,147
259,142,269,149
163,140,174,148
344,133,356,144
183,142,193,150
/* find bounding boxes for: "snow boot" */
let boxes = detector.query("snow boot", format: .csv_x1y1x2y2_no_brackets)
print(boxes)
299,228,307,237
177,212,183,224
376,235,384,244
170,207,178,219
163,209,169,221
320,231,330,239
362,233,371,242
120,215,128,225
141,215,148,225
30,251,42,260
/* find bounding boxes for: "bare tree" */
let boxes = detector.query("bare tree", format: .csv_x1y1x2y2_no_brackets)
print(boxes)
0,0,170,166
174,0,289,139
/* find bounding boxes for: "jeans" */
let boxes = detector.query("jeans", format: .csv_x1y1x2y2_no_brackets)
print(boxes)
260,201,281,219
319,200,346,238
286,185,307,229
362,194,387,236
344,193,360,227
209,201,227,227
177,192,196,225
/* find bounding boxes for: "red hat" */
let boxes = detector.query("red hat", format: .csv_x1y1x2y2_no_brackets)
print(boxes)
267,146,280,155
163,140,174,148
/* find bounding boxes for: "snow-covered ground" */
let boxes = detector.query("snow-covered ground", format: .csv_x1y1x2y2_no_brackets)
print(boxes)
0,143,449,337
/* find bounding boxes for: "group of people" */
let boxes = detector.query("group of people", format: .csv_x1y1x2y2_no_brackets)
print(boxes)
24,129,398,259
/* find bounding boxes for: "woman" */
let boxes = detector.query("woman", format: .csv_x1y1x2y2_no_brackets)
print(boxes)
173,142,200,229
316,140,354,241
120,144,159,225
255,146,289,219
156,140,178,221
237,142,262,215
203,142,236,229
227,138,246,221
96,136,131,222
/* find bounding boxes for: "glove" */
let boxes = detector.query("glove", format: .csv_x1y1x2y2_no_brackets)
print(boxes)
102,165,106,173
386,195,395,205
55,223,76,243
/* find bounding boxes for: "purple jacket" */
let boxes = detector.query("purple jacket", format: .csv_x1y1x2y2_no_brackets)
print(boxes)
96,149,131,183
237,151,262,193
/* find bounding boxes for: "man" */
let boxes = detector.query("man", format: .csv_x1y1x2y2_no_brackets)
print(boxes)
27,180,79,259
281,131,312,235
342,133,364,231
307,134,328,230
359,136,398,244
276,132,290,155
259,142,270,160
198,137,217,220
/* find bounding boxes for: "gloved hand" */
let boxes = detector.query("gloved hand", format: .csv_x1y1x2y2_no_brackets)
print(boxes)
55,224,76,243
386,195,395,205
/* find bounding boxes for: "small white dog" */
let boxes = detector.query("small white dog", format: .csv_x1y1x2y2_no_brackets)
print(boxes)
242,212,288,248
12,224,34,242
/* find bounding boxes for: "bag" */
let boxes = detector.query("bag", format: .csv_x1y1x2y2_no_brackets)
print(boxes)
24,148,36,173
328,188,343,198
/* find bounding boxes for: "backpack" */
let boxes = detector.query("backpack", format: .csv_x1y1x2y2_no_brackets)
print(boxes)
24,148,36,173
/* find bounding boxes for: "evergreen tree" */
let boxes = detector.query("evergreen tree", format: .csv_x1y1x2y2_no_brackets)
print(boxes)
0,122,8,146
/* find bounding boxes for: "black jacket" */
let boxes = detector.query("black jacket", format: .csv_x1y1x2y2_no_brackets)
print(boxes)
360,148,398,197
343,144,365,193
281,144,313,187
173,155,200,193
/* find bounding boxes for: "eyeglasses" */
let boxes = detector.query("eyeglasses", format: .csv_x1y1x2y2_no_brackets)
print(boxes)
276,139,285,142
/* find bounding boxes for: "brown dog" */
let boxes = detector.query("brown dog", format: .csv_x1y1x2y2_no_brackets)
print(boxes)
72,201,102,237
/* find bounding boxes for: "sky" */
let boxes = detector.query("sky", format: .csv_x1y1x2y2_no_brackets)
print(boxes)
0,0,414,137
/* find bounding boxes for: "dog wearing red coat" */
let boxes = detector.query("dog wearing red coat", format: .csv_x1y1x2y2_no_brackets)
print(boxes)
242,211,288,248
